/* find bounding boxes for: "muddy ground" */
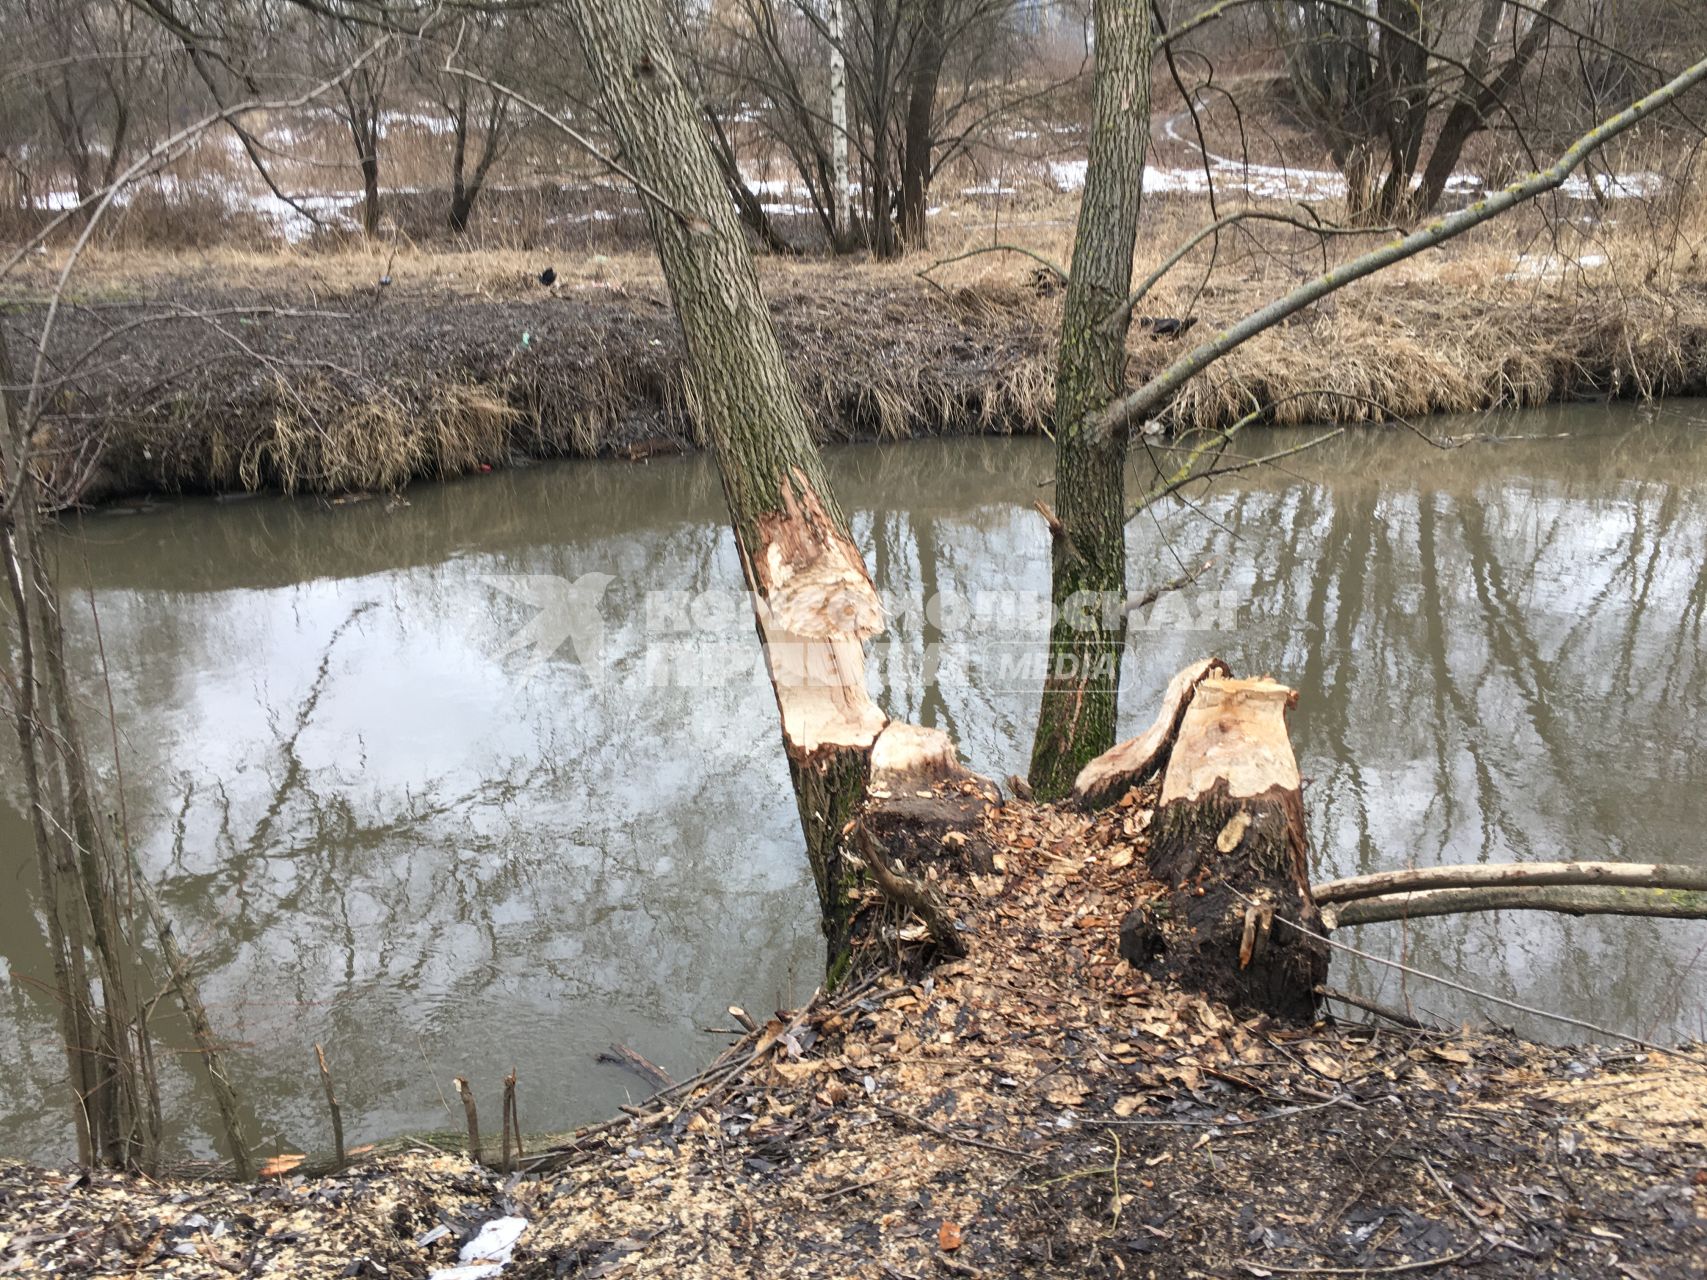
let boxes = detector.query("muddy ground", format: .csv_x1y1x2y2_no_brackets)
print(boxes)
3,782,1702,1279
7,246,1707,506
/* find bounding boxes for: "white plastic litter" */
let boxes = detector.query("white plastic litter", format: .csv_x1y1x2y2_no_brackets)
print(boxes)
427,1216,528,1280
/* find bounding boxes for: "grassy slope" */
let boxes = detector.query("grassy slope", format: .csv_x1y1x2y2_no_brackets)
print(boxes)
9,188,1707,503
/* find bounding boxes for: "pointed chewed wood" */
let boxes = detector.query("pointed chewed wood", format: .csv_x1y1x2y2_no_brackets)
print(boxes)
1072,657,1229,807
1120,675,1326,1020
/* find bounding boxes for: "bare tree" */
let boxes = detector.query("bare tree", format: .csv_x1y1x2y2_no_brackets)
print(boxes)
1027,0,1150,799
316,15,392,237
563,0,974,966
428,14,514,233
1267,0,1568,221
14,0,160,220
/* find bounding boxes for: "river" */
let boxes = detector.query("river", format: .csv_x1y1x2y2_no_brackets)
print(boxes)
2,400,1705,1164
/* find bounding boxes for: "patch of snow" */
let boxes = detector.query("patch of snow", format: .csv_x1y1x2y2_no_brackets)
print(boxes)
1047,159,1087,190
1560,170,1663,200
1504,251,1608,280
384,110,455,136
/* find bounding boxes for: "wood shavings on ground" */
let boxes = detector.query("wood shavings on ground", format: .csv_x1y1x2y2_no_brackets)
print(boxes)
3,785,1703,1277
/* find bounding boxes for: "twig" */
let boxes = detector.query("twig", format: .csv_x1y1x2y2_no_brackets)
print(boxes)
439,57,702,230
1103,210,1401,335
1315,984,1436,1032
1230,1245,1481,1275
1093,1093,1360,1130
315,1044,345,1171
854,822,966,957
917,243,1069,284
501,1070,518,1174
1091,50,1707,443
1232,887,1707,1056
875,1104,1030,1159
454,1076,481,1165
1124,557,1215,614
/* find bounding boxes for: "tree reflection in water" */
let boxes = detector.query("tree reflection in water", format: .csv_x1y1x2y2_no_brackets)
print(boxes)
1,400,1704,1163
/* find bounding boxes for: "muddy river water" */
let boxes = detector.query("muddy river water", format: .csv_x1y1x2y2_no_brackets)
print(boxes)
3,401,1706,1163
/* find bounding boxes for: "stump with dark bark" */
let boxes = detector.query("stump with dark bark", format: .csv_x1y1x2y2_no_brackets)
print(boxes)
1117,676,1327,1020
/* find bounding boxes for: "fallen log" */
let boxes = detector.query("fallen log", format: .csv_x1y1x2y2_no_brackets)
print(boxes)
1323,884,1707,929
1313,860,1707,905
1119,675,1328,1020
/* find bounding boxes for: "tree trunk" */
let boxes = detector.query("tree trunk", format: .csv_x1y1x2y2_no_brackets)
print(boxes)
1415,1,1563,215
898,0,944,251
827,0,852,249
360,150,380,238
450,91,509,235
1116,675,1327,1020
1370,0,1428,220
565,0,972,969
0,326,101,1164
448,88,472,233
1027,0,1150,800
703,107,798,255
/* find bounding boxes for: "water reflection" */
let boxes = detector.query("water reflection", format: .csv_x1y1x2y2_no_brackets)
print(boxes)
1,399,1704,1163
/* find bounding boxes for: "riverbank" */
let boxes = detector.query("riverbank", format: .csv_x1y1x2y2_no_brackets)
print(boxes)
9,206,1707,505
4,780,1703,1278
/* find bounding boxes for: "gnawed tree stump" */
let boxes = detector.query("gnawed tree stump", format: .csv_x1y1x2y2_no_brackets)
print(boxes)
1073,657,1228,808
1119,676,1327,1020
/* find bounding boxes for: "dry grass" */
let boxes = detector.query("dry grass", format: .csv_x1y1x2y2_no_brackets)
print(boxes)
10,179,1706,502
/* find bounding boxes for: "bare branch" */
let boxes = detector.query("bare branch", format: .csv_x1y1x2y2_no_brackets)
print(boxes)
1091,51,1707,443
1315,860,1707,905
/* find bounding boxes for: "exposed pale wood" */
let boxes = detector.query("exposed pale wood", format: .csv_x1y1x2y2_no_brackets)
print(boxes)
1128,674,1325,1018
751,474,888,755
1073,657,1229,807
870,720,964,790
1324,885,1707,930
1160,678,1302,807
1313,860,1707,905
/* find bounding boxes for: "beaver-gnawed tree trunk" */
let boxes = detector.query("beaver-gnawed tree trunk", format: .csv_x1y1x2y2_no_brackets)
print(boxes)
1027,0,1150,800
1109,674,1327,1020
566,0,978,971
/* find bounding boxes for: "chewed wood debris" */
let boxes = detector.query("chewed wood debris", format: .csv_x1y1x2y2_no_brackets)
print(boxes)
3,784,1703,1278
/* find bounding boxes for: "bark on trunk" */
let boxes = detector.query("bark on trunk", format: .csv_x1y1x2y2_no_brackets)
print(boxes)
1118,676,1327,1019
897,0,944,252
360,153,380,238
1415,1,1562,215
1027,0,1150,800
566,0,975,969
827,0,852,248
